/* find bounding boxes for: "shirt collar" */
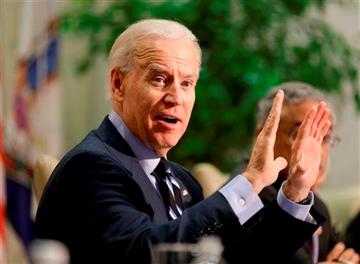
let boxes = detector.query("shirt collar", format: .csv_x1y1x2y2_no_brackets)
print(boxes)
108,110,161,175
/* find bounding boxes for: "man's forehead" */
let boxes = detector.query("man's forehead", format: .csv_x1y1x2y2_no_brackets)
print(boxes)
134,36,200,61
133,39,200,77
282,99,335,125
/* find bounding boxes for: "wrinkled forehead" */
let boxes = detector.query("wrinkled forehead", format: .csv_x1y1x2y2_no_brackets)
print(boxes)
133,36,201,72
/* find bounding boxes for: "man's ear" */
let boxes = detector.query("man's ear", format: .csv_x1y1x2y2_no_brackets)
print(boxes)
110,68,124,103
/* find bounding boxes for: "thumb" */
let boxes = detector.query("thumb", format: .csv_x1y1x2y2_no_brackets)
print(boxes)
274,157,287,173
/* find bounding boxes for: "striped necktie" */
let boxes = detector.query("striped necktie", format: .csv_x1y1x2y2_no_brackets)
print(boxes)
152,158,184,220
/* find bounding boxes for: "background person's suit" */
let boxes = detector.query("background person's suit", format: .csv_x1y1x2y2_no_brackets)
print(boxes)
259,178,340,263
35,117,324,263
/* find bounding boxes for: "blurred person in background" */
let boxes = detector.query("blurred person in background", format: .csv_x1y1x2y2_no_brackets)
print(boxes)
233,82,359,264
35,19,332,263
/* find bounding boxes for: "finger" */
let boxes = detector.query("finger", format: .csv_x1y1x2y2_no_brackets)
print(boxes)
338,248,356,263
273,156,287,173
351,252,359,263
310,102,327,136
314,109,330,141
296,106,317,140
313,106,330,140
317,120,331,144
261,90,284,138
326,242,346,261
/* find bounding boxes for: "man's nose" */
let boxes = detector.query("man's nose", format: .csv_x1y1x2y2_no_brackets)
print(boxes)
164,82,182,105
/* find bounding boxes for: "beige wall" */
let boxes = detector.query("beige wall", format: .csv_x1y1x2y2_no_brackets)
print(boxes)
316,0,360,229
322,0,360,189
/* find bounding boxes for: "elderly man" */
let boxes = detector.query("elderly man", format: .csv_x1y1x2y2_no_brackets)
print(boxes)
233,82,359,264
35,19,331,263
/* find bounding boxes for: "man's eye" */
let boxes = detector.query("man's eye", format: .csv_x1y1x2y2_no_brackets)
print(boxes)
181,80,193,88
152,76,166,85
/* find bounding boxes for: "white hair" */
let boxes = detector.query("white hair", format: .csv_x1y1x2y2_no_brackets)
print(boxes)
108,19,201,73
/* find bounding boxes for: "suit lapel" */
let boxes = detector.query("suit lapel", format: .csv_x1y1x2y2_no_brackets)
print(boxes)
113,152,169,223
94,117,168,223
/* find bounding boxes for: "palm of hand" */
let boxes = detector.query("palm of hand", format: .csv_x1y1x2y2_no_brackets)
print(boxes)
290,137,321,189
286,102,331,200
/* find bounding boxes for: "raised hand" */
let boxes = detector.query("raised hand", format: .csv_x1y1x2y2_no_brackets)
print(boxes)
284,101,331,202
326,242,360,264
243,90,288,193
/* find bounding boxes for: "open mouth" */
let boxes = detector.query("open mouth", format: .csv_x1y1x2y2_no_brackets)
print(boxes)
157,116,179,124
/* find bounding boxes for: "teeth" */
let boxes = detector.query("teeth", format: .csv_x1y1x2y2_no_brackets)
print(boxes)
162,115,175,119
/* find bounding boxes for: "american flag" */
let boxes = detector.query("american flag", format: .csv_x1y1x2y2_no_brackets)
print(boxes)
3,1,63,262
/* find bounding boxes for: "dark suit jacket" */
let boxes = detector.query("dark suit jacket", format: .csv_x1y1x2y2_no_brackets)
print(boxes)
35,117,325,263
259,178,340,263
345,211,360,254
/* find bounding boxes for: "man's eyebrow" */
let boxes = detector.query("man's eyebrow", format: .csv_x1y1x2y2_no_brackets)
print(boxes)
147,64,167,73
147,64,198,79
185,73,199,79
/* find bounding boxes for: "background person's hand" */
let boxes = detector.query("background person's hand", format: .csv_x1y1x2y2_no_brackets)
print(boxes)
284,101,331,202
326,242,360,264
243,90,288,193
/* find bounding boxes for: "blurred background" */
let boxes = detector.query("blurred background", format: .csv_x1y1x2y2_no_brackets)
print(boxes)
0,0,359,263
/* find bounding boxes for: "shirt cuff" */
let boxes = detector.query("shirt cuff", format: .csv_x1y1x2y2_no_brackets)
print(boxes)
277,181,314,222
219,175,263,225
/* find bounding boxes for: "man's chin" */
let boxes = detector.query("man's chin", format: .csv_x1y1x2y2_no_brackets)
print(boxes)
153,139,180,156
160,141,178,150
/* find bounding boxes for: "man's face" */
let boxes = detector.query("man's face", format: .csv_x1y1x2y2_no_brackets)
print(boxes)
112,37,200,156
273,99,334,190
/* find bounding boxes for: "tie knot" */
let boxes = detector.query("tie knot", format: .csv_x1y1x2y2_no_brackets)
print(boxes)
153,157,171,179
